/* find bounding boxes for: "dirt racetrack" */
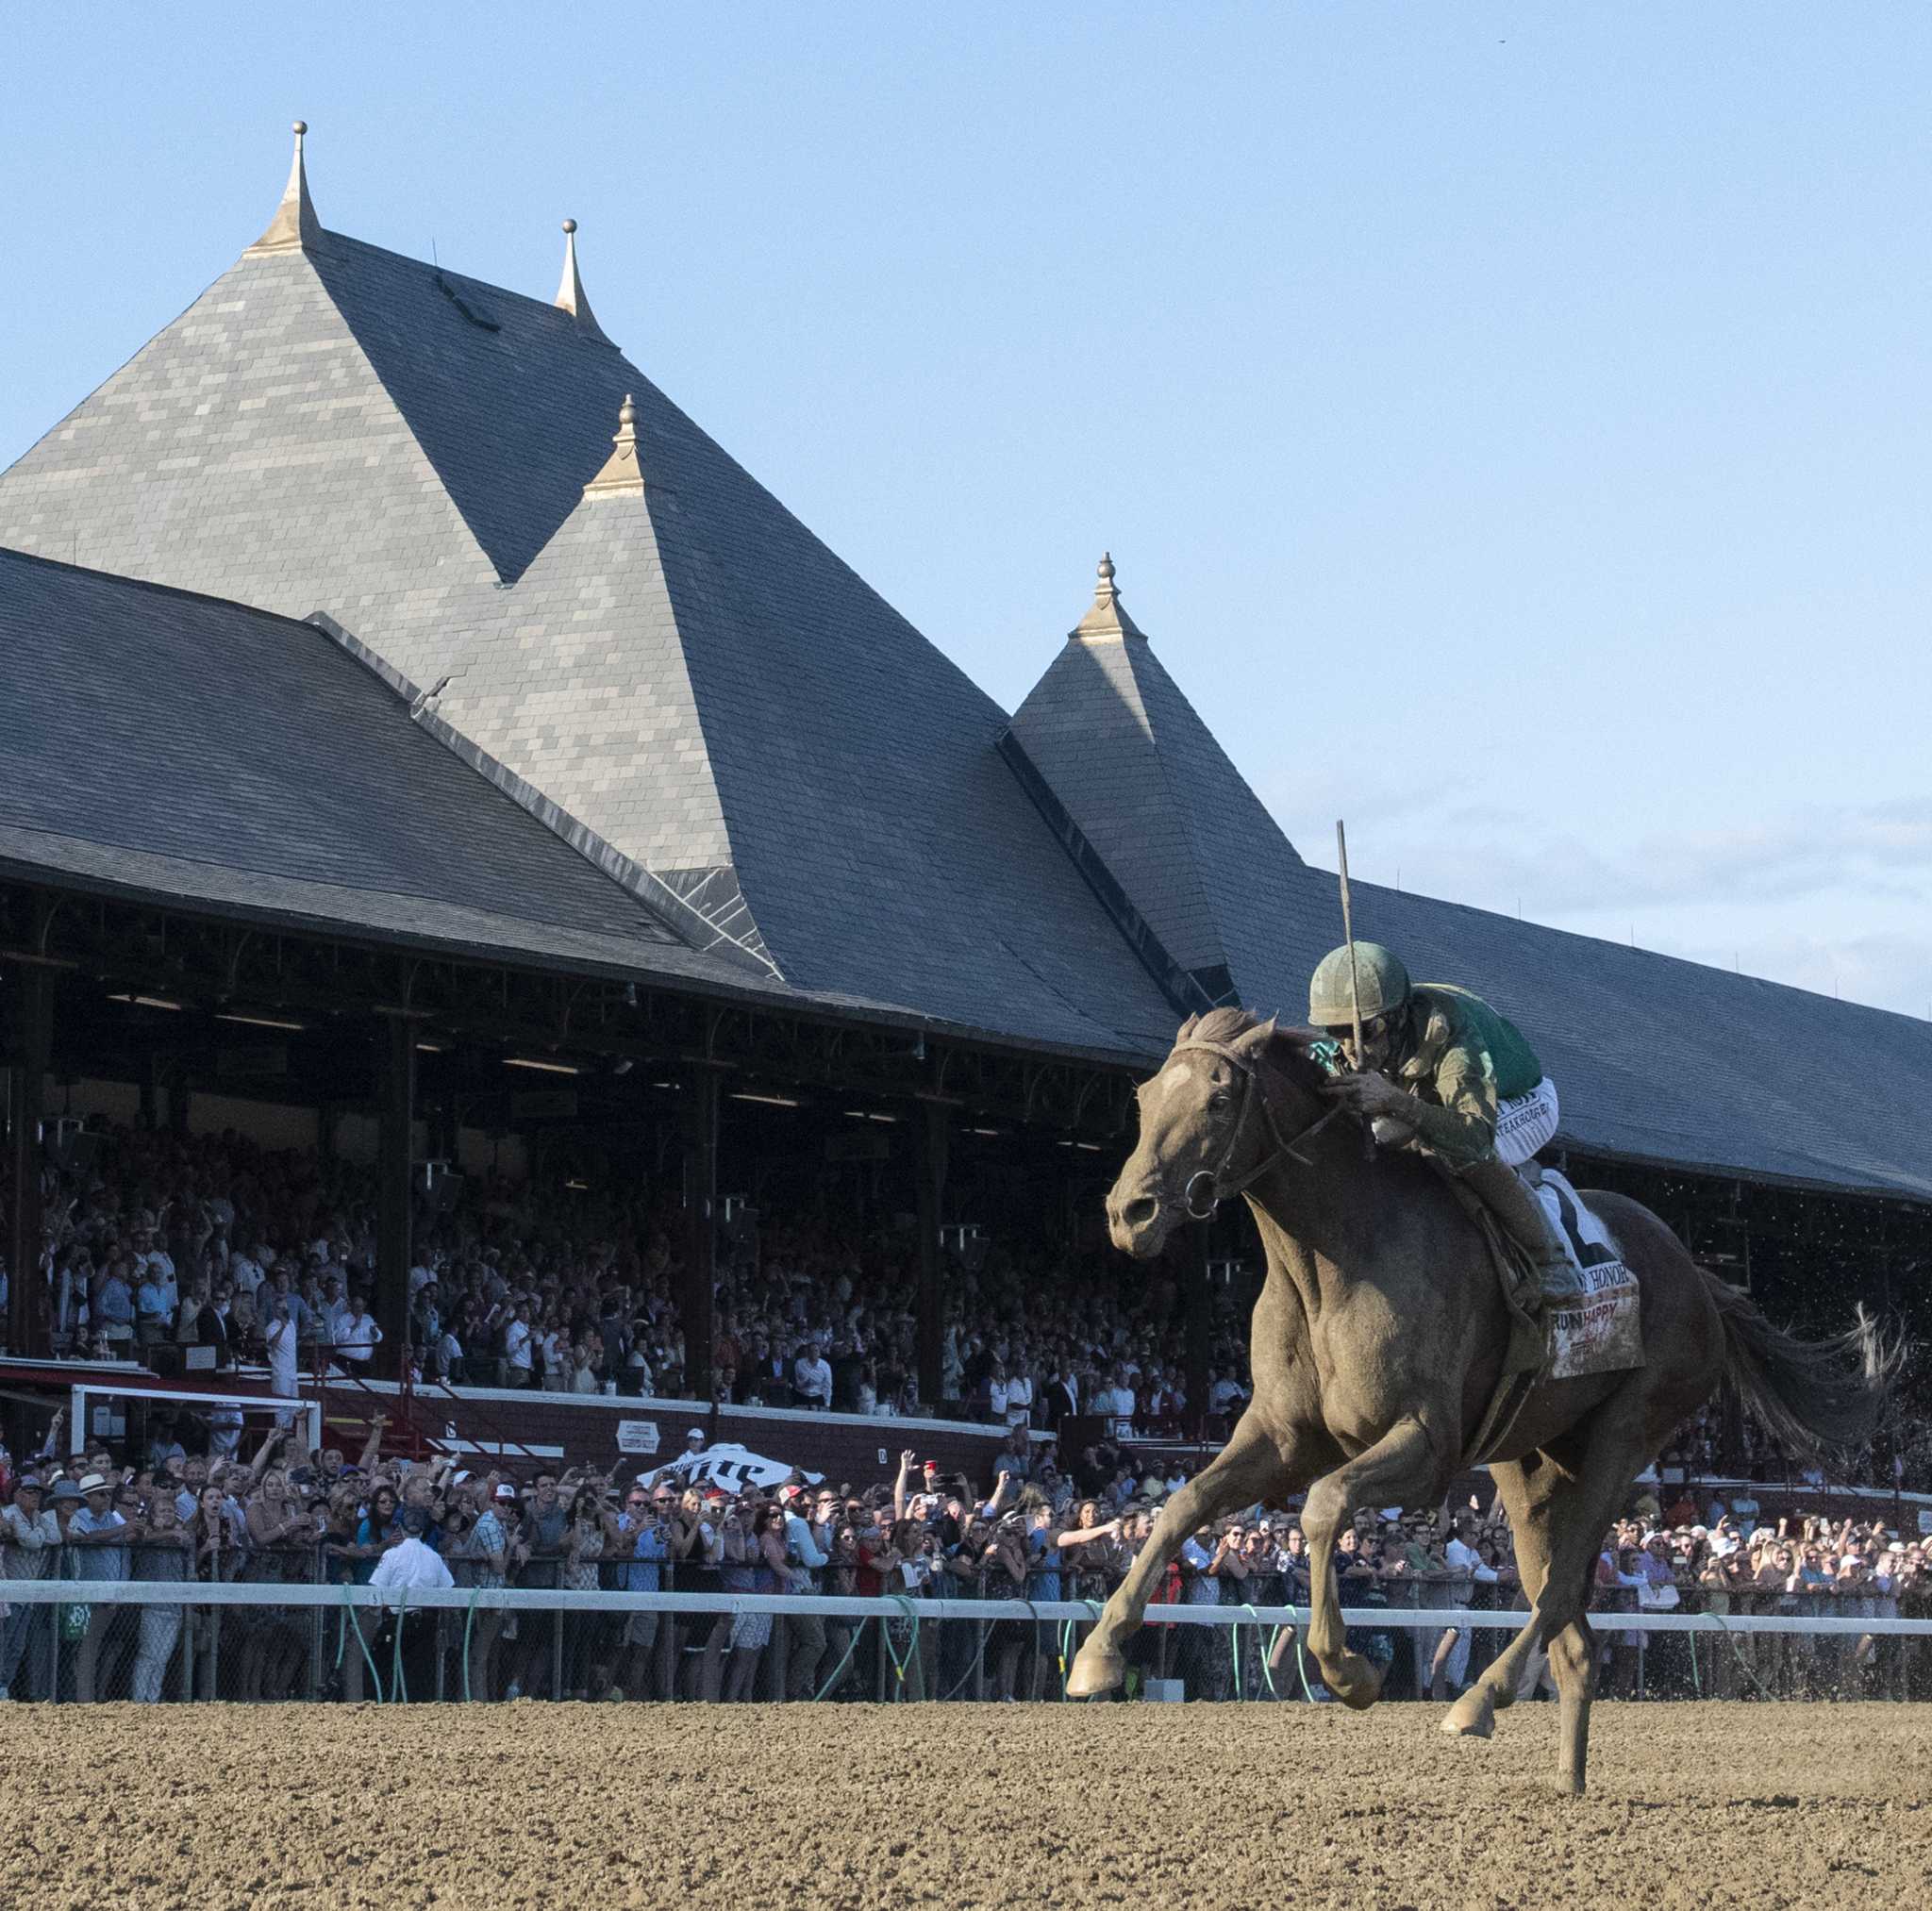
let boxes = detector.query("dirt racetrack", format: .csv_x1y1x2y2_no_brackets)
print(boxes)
2,1702,1924,1908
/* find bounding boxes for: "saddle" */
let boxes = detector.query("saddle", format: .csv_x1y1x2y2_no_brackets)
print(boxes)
1437,1165,1644,1467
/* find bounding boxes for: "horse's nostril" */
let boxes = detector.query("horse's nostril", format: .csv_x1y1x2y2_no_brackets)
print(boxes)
1120,1195,1158,1231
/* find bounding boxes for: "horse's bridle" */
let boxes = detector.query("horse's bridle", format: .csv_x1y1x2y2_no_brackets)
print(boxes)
1169,1037,1345,1221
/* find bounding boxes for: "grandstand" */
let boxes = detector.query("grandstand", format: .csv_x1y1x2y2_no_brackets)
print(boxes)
2,123,1929,1474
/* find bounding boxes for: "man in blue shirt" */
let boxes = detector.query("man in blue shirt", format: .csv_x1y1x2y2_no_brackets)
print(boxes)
96,1269,136,1349
615,1487,670,1700
135,1273,171,1346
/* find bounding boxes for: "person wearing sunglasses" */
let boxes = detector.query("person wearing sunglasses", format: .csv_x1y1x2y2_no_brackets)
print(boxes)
1312,940,1569,1360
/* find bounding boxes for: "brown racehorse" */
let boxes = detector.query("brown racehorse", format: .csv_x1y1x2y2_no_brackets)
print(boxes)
1066,1008,1895,1794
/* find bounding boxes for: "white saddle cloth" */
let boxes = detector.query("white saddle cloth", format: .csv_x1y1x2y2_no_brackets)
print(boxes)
1532,1170,1643,1380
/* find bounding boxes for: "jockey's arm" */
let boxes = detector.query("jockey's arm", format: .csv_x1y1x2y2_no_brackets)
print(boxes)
1398,1039,1498,1168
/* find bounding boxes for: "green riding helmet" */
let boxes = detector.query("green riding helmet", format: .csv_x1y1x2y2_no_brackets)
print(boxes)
1308,941,1411,1029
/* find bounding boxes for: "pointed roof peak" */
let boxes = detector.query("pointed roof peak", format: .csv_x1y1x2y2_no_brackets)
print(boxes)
246,120,322,258
583,391,645,498
555,218,614,346
1072,549,1146,641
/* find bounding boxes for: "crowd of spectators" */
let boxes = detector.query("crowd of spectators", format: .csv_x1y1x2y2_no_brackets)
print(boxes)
0,1117,1923,1502
2,1404,1927,1708
1,1121,1256,1440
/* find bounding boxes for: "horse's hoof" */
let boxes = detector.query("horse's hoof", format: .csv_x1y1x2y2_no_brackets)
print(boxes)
1324,1652,1383,1711
1441,1687,1495,1739
1066,1644,1124,1699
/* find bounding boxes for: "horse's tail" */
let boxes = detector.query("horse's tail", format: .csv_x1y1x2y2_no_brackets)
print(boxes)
1702,1272,1900,1458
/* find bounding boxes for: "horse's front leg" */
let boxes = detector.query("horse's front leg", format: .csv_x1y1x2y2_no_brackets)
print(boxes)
1299,1414,1448,1709
1067,1412,1311,1698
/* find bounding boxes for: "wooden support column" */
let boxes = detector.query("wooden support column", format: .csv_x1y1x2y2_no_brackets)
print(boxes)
683,1067,720,1404
375,1014,415,1378
916,1099,950,1409
1183,1220,1212,1438
5,963,53,1358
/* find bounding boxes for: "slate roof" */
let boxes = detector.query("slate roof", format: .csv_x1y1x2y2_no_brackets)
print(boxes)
0,549,916,1030
2,150,1927,1200
1007,570,1308,1011
0,207,1177,1061
1008,582,1932,1200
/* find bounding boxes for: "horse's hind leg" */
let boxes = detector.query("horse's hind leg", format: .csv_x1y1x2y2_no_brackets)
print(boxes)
1068,1411,1315,1699
1497,1419,1651,1794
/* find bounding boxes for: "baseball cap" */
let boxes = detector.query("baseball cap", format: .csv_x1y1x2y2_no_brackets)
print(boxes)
51,1479,83,1503
493,1484,517,1501
686,1427,705,1442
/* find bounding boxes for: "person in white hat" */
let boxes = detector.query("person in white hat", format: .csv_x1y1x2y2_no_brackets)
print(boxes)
66,1474,130,1701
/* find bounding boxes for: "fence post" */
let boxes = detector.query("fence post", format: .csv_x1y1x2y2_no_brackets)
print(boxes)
768,1615,788,1704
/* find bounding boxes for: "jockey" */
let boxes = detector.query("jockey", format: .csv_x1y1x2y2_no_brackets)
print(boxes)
1308,941,1571,1293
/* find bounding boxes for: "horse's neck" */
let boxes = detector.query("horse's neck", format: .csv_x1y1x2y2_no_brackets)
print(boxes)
1242,1127,1377,1321
1249,1205,1334,1326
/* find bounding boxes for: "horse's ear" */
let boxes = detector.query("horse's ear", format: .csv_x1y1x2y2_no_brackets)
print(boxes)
1176,1013,1200,1045
1232,1016,1277,1057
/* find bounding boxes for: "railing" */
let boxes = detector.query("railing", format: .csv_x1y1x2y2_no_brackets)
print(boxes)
3,1567,1927,1706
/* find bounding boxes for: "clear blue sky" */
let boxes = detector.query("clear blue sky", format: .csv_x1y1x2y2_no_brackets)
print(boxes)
5,6,1927,1016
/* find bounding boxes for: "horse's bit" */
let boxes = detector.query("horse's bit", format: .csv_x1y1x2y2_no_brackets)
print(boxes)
1169,1036,1344,1221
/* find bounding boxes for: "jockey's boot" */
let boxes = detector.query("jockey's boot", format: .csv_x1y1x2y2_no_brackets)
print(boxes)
1460,1157,1570,1282
1459,1157,1570,1371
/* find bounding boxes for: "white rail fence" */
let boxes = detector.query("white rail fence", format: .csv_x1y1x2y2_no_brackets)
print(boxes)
3,1581,1925,1708
3,1581,1930,1635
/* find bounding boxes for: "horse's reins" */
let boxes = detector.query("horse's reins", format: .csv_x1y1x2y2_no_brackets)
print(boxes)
1170,1037,1346,1221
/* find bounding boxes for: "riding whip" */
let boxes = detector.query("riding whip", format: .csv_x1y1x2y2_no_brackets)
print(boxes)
1335,821,1365,1069
1336,820,1376,1160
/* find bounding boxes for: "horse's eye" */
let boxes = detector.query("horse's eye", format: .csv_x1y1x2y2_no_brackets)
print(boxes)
1208,1089,1231,1108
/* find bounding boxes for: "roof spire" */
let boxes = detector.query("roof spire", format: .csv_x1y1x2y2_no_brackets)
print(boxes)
246,120,321,257
1072,550,1146,640
555,218,614,346
583,392,646,498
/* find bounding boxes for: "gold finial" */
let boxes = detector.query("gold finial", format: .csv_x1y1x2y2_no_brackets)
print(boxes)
1072,549,1146,641
556,218,614,346
247,119,321,257
583,391,645,498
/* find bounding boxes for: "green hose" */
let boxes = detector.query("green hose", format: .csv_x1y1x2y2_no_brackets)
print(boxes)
341,1582,385,1703
882,1593,920,1693
812,1618,871,1701
1282,1604,1318,1703
1702,1608,1775,1703
461,1587,482,1703
1239,1604,1283,1700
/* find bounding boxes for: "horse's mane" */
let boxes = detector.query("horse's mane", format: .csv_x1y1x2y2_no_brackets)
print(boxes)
1174,1006,1324,1055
